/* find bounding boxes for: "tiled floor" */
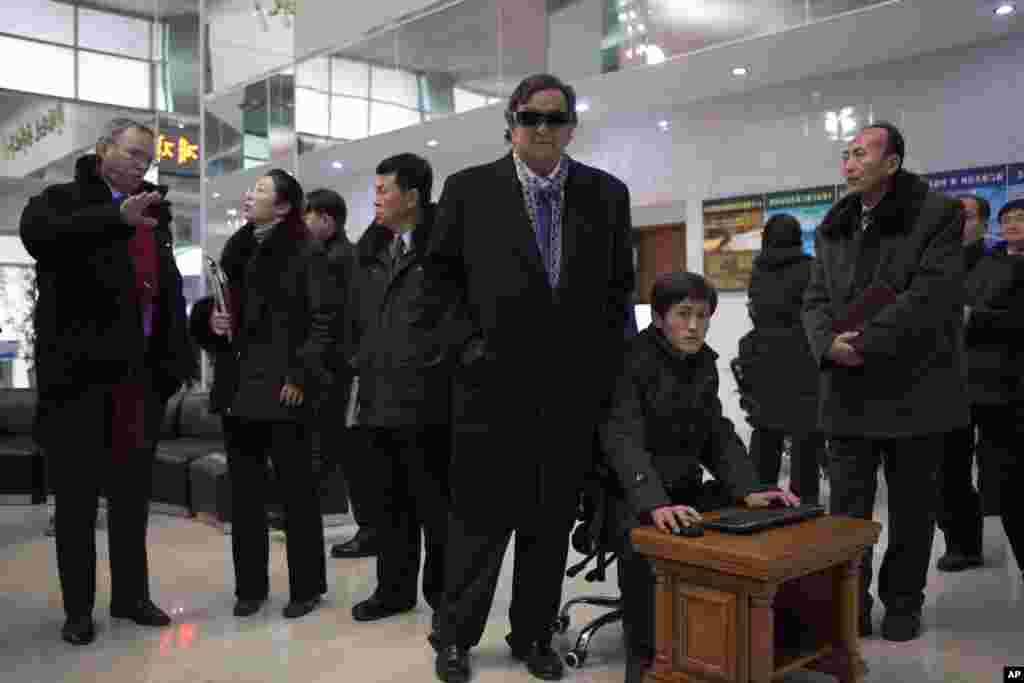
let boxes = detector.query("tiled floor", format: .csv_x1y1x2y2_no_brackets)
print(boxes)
0,477,1020,683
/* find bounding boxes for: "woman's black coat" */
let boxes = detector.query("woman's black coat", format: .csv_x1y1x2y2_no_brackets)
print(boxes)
745,246,820,432
190,221,333,422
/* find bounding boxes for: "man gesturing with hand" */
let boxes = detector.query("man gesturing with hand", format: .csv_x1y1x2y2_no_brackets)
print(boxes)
20,118,196,645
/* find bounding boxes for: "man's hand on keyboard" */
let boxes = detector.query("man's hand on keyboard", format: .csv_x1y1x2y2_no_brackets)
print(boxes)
744,489,801,508
651,505,703,534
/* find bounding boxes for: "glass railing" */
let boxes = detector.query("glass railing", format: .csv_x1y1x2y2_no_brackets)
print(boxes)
202,0,895,178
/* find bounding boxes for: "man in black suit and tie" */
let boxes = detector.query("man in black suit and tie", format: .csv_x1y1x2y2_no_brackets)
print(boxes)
422,74,635,682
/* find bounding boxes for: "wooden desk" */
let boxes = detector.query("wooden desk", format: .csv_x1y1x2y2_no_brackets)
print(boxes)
632,513,881,683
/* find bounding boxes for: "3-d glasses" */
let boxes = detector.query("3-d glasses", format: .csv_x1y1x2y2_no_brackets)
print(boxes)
505,110,577,128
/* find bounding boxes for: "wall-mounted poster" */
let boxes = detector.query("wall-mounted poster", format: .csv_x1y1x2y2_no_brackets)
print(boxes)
702,194,764,290
764,185,837,257
1008,163,1024,202
925,165,1007,245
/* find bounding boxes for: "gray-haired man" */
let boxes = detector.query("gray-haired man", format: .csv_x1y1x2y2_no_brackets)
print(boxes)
20,118,197,645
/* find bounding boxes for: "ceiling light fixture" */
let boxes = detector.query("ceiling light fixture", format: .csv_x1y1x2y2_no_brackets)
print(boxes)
331,161,343,169
575,101,590,113
994,3,1016,16
212,192,221,199
426,139,439,148
657,120,670,130
731,66,750,77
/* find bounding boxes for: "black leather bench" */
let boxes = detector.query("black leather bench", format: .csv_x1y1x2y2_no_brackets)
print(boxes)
0,389,45,503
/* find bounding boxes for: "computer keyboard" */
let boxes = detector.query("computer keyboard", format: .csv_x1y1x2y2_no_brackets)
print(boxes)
702,504,826,534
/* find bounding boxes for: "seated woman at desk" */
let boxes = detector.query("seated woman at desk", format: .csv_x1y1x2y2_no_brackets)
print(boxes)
601,271,799,683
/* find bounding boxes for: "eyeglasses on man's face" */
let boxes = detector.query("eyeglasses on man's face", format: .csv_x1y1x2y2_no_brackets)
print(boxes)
508,110,576,129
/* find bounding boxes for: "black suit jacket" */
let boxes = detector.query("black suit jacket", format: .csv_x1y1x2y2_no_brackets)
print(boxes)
20,154,196,447
418,153,635,521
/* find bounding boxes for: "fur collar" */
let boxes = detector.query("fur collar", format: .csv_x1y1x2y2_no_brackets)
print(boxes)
820,170,930,239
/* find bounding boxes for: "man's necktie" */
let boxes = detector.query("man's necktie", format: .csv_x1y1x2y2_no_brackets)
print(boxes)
853,209,881,294
535,183,558,287
391,234,407,274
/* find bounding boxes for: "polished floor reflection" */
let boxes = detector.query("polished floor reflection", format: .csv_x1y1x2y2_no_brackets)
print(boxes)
0,477,1020,683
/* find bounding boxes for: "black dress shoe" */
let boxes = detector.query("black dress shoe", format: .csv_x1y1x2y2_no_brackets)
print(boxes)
282,596,321,619
936,551,984,572
110,599,171,627
881,611,922,642
61,616,96,645
233,598,267,617
352,595,415,622
330,529,379,558
435,644,470,683
507,635,564,681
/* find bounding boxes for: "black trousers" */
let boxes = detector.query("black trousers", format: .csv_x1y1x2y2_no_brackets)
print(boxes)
223,416,327,602
437,507,576,649
322,421,374,529
828,434,944,616
750,427,825,504
51,383,165,618
366,425,450,609
999,446,1023,574
937,407,983,556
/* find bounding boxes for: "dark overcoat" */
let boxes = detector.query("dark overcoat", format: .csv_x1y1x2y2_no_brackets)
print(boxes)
964,244,1024,406
746,247,819,432
318,230,355,416
347,206,454,427
417,153,635,525
20,154,196,447
802,170,968,438
189,220,332,422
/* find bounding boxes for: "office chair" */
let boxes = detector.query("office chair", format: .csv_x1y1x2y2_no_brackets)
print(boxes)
555,463,623,669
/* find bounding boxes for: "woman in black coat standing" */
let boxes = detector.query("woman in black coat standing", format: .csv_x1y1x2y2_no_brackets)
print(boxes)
190,169,332,619
746,214,825,503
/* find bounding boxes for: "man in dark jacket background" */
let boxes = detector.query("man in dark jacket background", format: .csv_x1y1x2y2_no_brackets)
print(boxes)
20,118,197,645
346,154,453,625
934,193,990,573
303,189,378,559
746,214,824,503
802,122,966,642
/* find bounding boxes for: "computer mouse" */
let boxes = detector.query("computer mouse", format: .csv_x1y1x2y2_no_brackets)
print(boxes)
673,524,704,538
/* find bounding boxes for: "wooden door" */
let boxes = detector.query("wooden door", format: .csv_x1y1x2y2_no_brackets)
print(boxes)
633,222,686,303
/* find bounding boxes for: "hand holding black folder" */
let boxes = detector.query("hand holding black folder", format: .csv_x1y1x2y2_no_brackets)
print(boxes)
831,284,898,352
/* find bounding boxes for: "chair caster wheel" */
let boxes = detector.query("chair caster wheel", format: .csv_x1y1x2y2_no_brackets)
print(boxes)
554,615,570,634
565,650,585,668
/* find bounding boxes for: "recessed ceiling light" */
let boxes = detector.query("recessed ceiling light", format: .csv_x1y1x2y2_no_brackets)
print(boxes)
426,139,439,147
331,161,343,169
576,101,590,113
657,120,670,130
994,3,1016,16
212,192,221,199
227,208,238,216
731,66,750,77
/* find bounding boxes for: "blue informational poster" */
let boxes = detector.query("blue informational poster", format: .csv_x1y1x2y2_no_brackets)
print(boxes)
1007,163,1024,201
924,165,1008,245
763,186,837,257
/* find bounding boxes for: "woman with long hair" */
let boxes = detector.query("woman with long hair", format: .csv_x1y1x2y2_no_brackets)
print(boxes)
190,169,331,619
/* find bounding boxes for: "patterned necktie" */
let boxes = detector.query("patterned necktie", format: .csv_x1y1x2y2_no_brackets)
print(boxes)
535,182,559,287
